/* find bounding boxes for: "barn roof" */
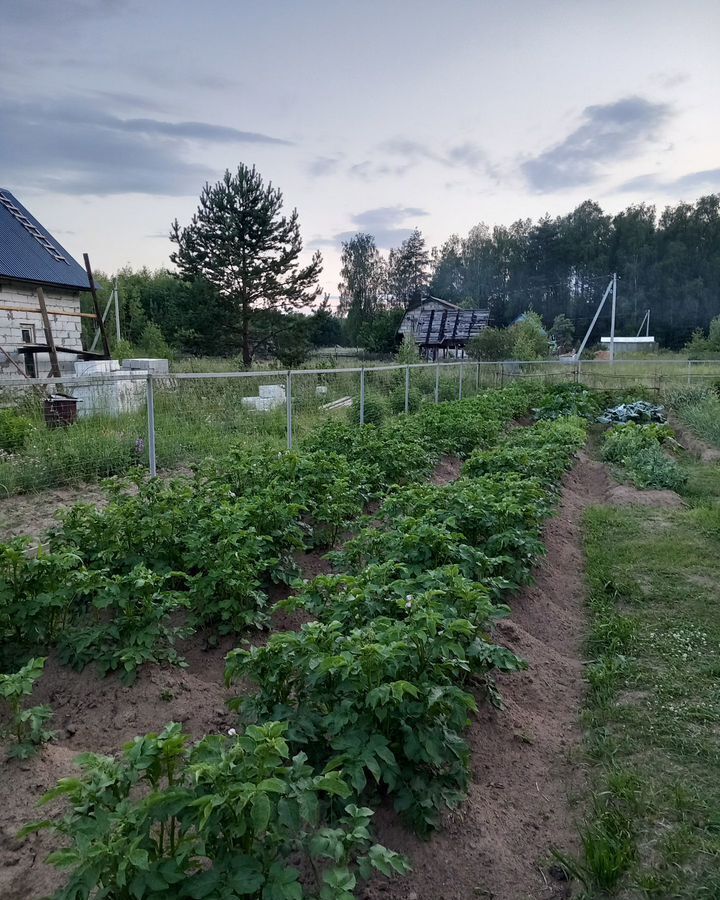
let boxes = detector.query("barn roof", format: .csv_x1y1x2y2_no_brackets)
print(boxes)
414,308,490,347
0,189,92,291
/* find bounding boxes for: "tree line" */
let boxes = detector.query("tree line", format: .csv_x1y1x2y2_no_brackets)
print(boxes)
89,163,720,363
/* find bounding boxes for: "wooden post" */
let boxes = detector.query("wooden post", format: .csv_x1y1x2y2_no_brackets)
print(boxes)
83,252,111,359
36,287,62,379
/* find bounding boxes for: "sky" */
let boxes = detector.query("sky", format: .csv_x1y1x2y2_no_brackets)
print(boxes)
1,0,719,299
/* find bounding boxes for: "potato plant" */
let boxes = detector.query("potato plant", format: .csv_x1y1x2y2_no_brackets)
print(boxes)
0,656,54,759
227,610,524,835
23,721,408,899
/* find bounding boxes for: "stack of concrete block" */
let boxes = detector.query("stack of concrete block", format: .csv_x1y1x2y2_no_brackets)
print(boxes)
242,384,286,412
121,358,170,374
72,359,167,418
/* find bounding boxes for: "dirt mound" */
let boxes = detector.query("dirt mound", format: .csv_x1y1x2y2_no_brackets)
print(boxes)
368,455,608,900
607,484,686,508
668,415,720,464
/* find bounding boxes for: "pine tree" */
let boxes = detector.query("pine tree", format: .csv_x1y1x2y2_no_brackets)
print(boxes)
170,164,322,366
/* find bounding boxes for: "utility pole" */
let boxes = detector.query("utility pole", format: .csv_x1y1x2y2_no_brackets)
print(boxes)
114,278,121,343
574,276,614,361
609,272,617,364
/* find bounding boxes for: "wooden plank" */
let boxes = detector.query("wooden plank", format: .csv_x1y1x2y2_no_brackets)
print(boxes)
83,253,111,359
36,287,62,380
0,303,97,318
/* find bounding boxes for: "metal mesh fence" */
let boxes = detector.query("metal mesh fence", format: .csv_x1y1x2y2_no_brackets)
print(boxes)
0,372,149,496
2,358,720,499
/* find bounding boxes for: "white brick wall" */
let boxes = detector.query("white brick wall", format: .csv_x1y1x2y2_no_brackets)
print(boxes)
0,279,85,376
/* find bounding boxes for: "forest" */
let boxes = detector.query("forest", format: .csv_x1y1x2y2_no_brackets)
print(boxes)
90,190,720,359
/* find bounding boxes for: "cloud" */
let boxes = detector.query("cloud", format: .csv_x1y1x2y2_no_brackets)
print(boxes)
308,156,343,177
619,168,720,194
522,96,672,192
2,0,128,28
0,94,292,196
328,206,429,249
120,117,291,145
345,138,495,182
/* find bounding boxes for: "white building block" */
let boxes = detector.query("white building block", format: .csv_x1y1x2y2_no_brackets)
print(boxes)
258,384,286,400
121,358,170,374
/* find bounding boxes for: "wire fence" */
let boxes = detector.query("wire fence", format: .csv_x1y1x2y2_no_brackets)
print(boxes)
1,358,719,497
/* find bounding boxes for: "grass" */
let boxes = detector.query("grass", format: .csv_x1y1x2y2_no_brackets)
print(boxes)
675,394,720,447
572,457,720,897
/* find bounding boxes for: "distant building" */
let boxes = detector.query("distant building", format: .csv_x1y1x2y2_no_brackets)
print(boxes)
398,296,490,359
0,189,94,377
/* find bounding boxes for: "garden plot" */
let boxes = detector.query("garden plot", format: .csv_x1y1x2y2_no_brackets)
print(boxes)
7,382,711,900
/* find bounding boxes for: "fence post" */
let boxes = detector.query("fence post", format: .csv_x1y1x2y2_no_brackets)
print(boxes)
687,359,691,385
404,365,410,413
360,367,365,425
475,361,480,392
435,359,440,403
286,371,293,449
458,360,464,399
146,373,157,477
500,362,505,387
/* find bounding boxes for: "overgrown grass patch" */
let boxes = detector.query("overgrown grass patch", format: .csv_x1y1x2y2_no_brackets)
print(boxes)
576,497,720,897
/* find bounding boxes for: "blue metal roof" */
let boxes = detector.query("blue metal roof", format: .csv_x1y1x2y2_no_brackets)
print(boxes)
0,189,91,291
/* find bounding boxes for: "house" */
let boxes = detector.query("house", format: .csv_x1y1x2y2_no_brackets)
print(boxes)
0,189,96,377
398,296,490,359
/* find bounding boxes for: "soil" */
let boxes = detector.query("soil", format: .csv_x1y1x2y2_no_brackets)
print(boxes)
0,467,195,545
365,452,611,900
606,484,686,509
431,454,464,485
667,414,720,464
0,483,110,544
0,452,615,900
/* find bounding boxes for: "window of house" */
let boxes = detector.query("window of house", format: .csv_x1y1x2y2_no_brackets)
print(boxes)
20,324,35,344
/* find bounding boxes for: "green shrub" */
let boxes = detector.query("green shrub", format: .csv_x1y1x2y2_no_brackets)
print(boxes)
227,612,524,835
388,385,422,414
0,409,35,452
623,445,687,491
601,422,674,463
347,392,387,426
601,422,686,491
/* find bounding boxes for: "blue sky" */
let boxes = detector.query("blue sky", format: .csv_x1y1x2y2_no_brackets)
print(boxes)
2,0,718,296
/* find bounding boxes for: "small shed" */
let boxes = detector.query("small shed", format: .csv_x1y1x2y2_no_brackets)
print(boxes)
397,296,462,342
398,296,490,359
600,336,657,355
0,189,97,377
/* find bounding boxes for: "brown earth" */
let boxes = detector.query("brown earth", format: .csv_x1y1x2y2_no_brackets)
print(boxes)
667,414,720,464
365,452,610,900
606,484,686,508
0,483,110,544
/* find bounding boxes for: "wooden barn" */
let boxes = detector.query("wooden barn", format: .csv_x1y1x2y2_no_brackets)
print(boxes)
398,297,490,359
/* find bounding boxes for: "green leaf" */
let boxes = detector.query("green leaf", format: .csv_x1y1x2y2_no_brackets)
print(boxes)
252,791,271,835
